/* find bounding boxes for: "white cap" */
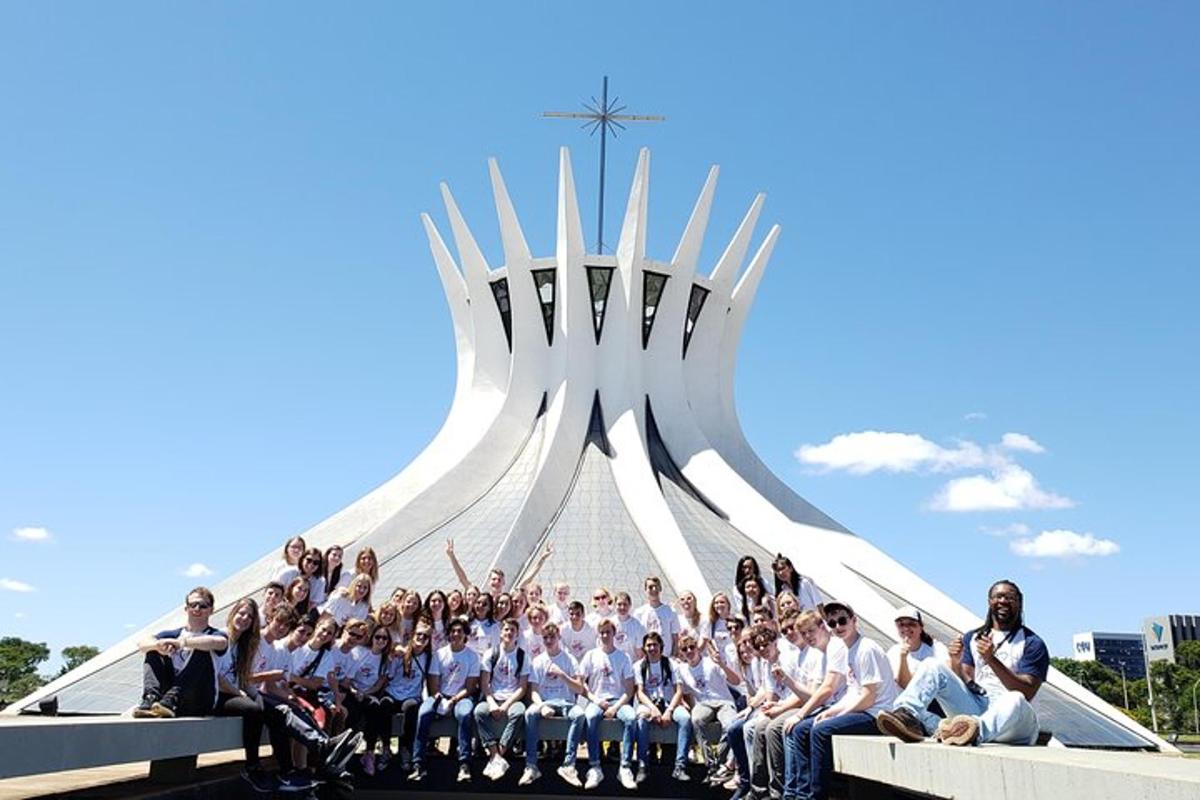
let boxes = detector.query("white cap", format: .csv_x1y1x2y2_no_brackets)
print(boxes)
894,605,923,623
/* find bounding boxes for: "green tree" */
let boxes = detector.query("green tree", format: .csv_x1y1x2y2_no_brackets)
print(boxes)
1175,641,1200,671
58,645,100,677
0,637,50,708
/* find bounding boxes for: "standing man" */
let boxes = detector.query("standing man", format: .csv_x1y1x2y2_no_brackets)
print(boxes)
133,587,229,718
634,576,681,657
876,580,1049,747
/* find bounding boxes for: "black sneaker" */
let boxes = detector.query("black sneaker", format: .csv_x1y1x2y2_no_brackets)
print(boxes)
320,730,363,777
241,767,280,793
876,708,926,743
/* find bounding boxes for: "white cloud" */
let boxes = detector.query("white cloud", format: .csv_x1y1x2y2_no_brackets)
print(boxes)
11,526,52,542
1000,433,1045,453
797,429,1074,512
0,578,36,593
929,465,1075,512
980,522,1030,537
14,612,27,619
180,563,214,578
795,431,986,475
1010,529,1119,558
964,411,987,421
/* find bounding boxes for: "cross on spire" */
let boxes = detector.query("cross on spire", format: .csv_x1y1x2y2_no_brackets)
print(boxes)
544,76,665,254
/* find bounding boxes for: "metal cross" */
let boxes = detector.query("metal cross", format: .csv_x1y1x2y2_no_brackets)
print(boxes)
544,76,665,254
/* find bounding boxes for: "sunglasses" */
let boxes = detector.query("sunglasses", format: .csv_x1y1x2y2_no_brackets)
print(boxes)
680,644,696,653
372,634,389,642
187,601,212,610
303,557,320,564
593,595,608,601
826,616,851,628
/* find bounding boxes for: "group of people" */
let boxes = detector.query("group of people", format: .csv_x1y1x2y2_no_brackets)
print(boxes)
132,537,1050,800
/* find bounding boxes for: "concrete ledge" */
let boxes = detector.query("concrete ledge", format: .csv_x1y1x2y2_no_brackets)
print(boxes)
833,736,1200,800
0,716,244,780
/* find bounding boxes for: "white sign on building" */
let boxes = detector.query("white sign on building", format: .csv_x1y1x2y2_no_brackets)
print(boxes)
1143,616,1175,663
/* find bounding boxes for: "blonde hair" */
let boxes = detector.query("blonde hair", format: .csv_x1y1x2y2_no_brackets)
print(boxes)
338,573,374,608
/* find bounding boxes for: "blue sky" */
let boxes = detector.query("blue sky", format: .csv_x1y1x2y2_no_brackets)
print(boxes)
1,3,1197,670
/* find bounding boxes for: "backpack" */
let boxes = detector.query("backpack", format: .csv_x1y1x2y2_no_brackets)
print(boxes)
488,646,525,678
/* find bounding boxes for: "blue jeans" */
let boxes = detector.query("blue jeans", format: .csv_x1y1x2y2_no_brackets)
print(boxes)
525,700,585,767
412,695,475,765
584,701,637,766
726,713,754,789
894,661,1039,745
784,711,876,800
635,705,692,767
474,699,526,751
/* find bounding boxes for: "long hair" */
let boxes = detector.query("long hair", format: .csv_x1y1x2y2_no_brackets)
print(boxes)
678,591,701,629
226,598,262,689
734,556,761,593
472,591,495,623
708,592,731,625
300,547,324,581
323,545,344,592
739,576,769,622
354,547,380,583
425,589,450,625
281,536,306,565
339,573,374,608
286,576,311,615
771,553,802,595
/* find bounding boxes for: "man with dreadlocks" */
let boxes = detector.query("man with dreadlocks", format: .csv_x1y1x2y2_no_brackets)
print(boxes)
875,580,1049,746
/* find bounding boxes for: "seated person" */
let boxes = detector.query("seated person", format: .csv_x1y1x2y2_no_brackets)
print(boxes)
876,580,1048,747
634,631,693,782
521,622,587,786
133,586,229,718
409,617,479,783
577,618,638,790
474,618,531,781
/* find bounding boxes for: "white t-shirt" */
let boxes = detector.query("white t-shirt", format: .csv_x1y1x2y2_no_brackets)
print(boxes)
531,650,580,704
303,576,328,606
385,650,438,701
214,640,239,689
326,646,362,685
586,608,616,630
677,612,703,640
482,645,531,702
349,646,386,692
761,646,805,701
467,619,500,656
886,639,950,685
250,638,287,689
290,644,334,687
560,621,597,661
547,603,568,627
962,627,1050,699
435,644,481,696
702,618,734,654
429,620,448,651
273,563,300,587
678,656,735,704
521,628,548,662
633,657,676,703
613,615,646,659
829,635,897,717
821,637,850,707
634,603,682,656
321,595,370,626
579,647,634,701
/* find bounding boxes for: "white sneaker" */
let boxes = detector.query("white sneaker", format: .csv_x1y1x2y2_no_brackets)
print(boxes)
558,764,582,787
491,756,510,780
618,765,636,790
519,765,541,786
457,763,471,783
584,766,603,790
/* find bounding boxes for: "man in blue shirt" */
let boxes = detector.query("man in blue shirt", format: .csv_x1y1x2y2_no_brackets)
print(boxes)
875,580,1049,746
133,587,229,718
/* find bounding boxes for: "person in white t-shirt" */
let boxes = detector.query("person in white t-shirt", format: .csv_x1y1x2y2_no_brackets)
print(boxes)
343,625,392,776
559,601,596,661
298,548,327,607
770,554,822,612
676,590,704,640
758,612,823,798
633,575,680,657
577,618,638,790
633,631,694,782
887,606,950,689
259,583,286,628
409,618,480,784
548,582,572,626
521,622,587,787
377,621,439,774
322,544,351,594
586,586,616,630
612,592,647,662
701,592,736,655
474,618,532,781
520,603,550,662
784,602,894,800
467,592,500,657
272,537,306,587
321,574,373,626
732,621,805,800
